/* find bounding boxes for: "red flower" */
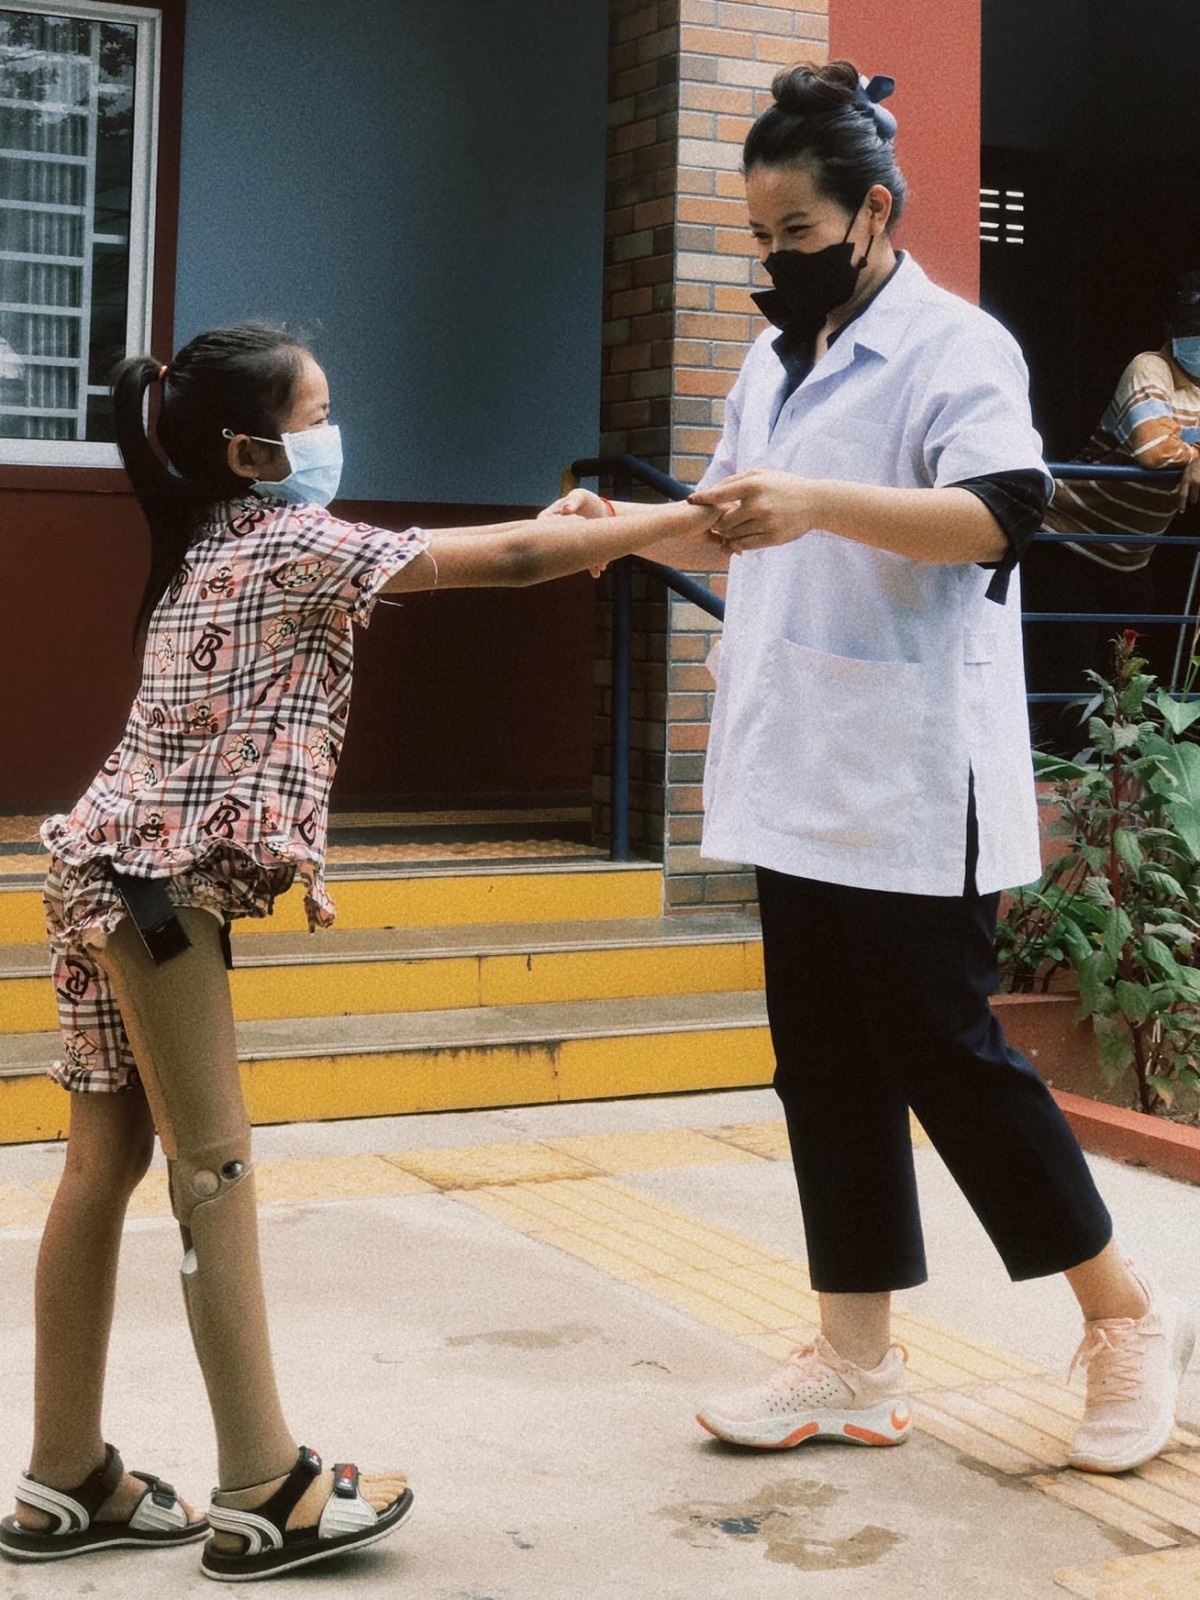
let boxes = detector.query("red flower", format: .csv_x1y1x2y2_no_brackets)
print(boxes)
1122,628,1140,651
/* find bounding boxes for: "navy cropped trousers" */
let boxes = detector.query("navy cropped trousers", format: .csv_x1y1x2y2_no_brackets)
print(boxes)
756,812,1113,1294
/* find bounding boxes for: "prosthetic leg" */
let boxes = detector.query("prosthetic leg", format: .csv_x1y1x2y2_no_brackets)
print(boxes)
96,909,295,1489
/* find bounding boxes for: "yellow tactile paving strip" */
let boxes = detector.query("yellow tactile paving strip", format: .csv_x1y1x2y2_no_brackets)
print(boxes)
2,1116,1198,1594
1057,1545,1200,1597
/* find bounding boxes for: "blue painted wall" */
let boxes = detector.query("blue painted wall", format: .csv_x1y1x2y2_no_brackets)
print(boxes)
174,0,607,504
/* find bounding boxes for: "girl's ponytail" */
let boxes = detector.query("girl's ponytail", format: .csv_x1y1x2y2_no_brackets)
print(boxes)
111,324,306,649
113,354,198,643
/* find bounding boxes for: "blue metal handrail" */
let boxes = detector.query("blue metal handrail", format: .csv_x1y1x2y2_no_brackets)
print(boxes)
567,456,723,859
567,453,1196,855
1027,460,1191,703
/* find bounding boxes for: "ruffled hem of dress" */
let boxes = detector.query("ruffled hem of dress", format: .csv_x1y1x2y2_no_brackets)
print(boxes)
42,820,336,933
49,1056,139,1095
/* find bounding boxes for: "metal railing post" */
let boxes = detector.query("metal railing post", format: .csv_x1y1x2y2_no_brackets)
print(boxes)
610,557,633,862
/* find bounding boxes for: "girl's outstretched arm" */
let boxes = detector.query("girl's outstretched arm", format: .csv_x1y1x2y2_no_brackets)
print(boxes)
381,500,718,593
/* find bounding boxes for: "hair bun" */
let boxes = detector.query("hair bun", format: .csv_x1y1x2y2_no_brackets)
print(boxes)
770,60,859,118
770,60,896,140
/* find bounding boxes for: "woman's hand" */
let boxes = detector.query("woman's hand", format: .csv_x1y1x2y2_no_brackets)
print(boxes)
689,469,828,552
1179,456,1200,514
540,487,613,575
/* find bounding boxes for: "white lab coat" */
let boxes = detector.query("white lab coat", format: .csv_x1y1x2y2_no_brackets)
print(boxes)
700,255,1048,897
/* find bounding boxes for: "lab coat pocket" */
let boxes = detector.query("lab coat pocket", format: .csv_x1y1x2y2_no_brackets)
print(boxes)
747,638,924,852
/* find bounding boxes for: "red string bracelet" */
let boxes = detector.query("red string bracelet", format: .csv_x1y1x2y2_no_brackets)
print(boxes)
599,496,617,517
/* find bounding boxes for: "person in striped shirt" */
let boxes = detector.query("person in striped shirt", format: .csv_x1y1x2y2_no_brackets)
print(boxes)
1024,271,1200,749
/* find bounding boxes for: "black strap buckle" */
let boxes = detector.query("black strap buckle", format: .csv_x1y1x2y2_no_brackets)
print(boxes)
108,869,192,966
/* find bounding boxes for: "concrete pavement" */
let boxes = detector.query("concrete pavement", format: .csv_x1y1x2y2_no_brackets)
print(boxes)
2,1086,1200,1599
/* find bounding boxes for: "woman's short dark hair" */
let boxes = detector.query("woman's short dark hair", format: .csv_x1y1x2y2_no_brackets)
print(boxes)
743,59,907,228
112,323,307,642
1168,270,1200,335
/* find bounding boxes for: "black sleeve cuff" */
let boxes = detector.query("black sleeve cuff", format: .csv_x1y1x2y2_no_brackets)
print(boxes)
954,468,1051,603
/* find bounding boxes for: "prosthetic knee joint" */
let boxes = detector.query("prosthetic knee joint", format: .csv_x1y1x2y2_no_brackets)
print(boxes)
169,1133,255,1276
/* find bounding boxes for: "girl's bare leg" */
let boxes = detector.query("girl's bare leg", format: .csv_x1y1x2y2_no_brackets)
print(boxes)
15,1089,198,1528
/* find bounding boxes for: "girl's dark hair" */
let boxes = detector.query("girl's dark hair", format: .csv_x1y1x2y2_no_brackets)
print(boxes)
112,323,307,642
743,59,907,227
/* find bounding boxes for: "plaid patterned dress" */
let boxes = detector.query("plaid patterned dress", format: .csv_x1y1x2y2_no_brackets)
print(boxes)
41,495,428,1091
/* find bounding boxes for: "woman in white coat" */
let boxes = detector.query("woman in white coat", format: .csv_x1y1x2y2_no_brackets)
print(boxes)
551,60,1193,1474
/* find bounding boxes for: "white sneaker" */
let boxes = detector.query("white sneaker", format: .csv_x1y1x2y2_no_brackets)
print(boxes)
1068,1274,1196,1473
696,1335,911,1450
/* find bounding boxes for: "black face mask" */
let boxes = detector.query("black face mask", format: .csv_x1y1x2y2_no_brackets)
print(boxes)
752,209,873,338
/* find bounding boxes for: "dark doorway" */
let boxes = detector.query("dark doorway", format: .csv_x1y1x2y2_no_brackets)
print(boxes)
982,0,1200,718
982,0,1200,457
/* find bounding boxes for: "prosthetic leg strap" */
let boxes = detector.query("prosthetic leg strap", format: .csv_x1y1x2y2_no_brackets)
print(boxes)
108,869,191,966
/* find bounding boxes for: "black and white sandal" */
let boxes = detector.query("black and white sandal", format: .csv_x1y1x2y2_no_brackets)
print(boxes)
200,1446,413,1582
0,1443,208,1562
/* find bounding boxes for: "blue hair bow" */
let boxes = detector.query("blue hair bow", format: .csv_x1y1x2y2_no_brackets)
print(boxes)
856,73,897,141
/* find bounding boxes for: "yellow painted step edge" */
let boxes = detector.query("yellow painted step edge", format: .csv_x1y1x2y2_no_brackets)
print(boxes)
0,865,664,946
0,1026,774,1146
3,939,763,1032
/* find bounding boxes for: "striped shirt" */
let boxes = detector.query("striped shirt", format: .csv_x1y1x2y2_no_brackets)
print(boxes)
1043,348,1200,570
42,495,428,930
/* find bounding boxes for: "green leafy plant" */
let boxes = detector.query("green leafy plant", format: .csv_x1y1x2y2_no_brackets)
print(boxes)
999,631,1200,1114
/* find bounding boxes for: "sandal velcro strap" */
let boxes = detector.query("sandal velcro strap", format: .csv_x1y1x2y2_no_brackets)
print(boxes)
13,1444,124,1535
318,1465,376,1540
207,1447,323,1557
127,1473,188,1533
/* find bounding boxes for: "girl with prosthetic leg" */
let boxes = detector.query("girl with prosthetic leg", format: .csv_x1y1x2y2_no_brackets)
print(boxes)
1,324,718,1581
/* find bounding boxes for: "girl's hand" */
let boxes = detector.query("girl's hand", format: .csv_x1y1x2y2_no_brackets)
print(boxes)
539,488,611,520
541,488,614,573
688,469,827,551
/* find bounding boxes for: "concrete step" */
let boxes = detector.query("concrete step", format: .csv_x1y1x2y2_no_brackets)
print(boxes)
0,914,764,1032
0,859,665,945
0,991,773,1145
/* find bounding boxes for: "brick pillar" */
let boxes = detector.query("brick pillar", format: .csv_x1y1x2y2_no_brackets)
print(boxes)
595,0,829,911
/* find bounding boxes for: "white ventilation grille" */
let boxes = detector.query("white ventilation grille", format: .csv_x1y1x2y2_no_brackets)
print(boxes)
980,187,1025,245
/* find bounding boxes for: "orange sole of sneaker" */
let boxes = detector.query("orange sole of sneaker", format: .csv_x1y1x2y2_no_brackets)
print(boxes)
695,1414,910,1449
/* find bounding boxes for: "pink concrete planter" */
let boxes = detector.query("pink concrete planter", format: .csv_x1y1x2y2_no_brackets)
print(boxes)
1051,1090,1200,1187
991,992,1200,1185
992,992,1114,1103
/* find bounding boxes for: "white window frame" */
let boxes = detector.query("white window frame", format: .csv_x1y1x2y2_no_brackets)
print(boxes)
0,0,160,467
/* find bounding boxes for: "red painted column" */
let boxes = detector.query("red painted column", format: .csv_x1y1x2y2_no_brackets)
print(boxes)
830,0,980,303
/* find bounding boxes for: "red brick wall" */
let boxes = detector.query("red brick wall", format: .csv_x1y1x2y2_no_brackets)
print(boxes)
596,1,830,910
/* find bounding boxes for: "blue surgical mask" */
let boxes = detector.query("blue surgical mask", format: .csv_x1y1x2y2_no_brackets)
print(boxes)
1172,337,1200,381
225,422,344,506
